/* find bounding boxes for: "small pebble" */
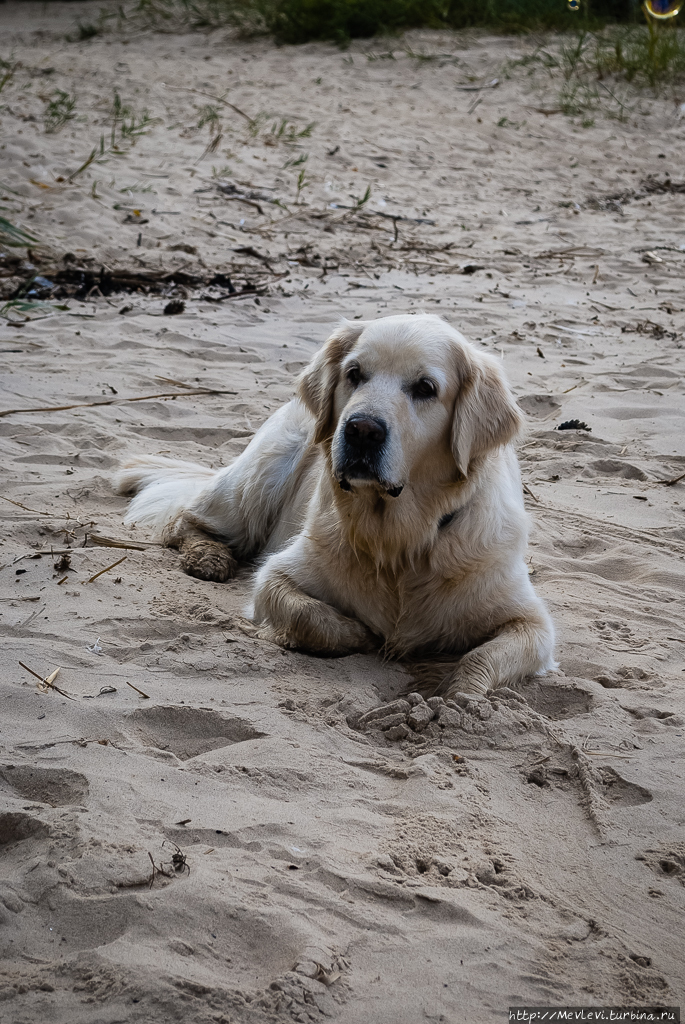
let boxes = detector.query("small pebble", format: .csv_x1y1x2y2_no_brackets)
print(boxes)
433,857,453,876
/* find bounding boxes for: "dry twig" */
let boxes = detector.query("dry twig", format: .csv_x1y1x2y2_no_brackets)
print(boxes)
88,533,155,551
18,661,75,700
0,388,237,419
658,470,685,487
83,556,127,584
126,681,150,699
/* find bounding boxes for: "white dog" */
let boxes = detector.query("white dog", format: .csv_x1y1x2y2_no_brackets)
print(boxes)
116,314,554,697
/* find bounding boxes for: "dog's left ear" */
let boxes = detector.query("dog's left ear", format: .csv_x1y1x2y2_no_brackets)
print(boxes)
451,353,523,477
298,320,366,443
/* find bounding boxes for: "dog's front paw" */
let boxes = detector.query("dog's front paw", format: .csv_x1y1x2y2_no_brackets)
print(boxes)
305,615,378,656
179,538,237,583
441,673,489,700
270,615,377,657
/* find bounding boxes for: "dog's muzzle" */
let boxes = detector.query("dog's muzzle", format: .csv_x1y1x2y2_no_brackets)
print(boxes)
336,414,402,496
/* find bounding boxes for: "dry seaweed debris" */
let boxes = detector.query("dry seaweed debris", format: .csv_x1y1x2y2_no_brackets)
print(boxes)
0,252,280,302
53,551,72,573
587,176,685,214
164,840,190,876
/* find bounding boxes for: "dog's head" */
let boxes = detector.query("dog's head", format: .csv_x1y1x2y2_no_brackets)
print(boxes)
298,314,522,496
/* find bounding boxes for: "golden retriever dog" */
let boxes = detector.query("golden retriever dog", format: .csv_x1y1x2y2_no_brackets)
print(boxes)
115,313,555,697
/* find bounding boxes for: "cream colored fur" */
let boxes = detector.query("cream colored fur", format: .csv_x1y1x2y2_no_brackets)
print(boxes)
115,314,555,696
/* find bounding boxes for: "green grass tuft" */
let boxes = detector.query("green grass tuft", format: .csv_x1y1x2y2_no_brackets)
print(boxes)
44,90,77,134
0,215,38,249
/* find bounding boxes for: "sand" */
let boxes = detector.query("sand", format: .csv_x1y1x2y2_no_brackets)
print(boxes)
1,5,685,1021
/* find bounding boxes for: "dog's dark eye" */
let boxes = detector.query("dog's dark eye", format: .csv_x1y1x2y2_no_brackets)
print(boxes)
411,378,437,400
346,366,362,387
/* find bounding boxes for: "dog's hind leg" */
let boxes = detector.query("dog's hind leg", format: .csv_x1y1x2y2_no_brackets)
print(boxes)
116,401,315,582
115,457,237,582
162,511,238,583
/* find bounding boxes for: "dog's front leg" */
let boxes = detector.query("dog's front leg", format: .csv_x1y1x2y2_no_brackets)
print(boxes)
440,611,555,698
254,567,376,656
162,511,237,583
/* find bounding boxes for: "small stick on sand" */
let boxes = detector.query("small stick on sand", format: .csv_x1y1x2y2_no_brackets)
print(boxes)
561,379,588,394
165,84,253,122
0,388,238,419
56,575,69,585
583,751,633,759
0,496,93,526
18,661,75,700
126,681,150,699
154,375,196,389
18,660,45,683
522,483,539,503
148,851,159,888
88,533,155,551
658,469,685,486
82,556,127,584
456,78,499,92
1,496,68,517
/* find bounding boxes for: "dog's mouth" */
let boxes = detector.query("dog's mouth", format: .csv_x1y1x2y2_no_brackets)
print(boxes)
335,460,403,497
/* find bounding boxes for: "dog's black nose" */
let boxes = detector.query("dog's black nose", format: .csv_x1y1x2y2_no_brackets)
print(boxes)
344,415,387,448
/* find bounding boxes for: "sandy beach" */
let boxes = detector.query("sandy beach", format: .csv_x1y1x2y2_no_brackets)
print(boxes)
1,4,685,1021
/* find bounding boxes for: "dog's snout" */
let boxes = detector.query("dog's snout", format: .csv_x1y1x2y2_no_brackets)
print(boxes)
344,415,387,448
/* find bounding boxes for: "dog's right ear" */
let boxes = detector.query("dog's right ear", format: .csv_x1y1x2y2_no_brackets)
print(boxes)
297,321,365,443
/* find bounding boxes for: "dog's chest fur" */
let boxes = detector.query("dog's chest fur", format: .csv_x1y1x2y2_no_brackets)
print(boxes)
317,528,513,656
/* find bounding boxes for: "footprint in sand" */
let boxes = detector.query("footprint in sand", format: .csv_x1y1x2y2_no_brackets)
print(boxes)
0,811,49,846
594,665,660,689
636,843,685,884
0,765,89,807
124,705,267,761
518,393,561,418
597,766,652,807
517,679,594,720
581,457,648,480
